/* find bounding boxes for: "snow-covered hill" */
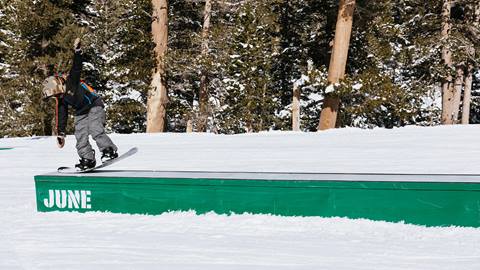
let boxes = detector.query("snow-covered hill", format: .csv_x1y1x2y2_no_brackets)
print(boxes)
1,126,480,269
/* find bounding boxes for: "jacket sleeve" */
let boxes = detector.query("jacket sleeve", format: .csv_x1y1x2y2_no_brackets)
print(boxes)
66,51,83,106
56,97,68,135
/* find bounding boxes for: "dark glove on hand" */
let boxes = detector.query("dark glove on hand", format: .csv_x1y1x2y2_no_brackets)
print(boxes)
74,38,81,52
57,134,65,149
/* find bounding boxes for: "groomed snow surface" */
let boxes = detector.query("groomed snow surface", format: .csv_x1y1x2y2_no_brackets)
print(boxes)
1,125,480,269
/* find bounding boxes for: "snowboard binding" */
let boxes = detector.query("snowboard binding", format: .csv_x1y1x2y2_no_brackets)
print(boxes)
101,147,118,163
75,158,96,171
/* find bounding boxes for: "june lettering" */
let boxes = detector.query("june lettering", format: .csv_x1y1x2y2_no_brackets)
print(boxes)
43,190,92,209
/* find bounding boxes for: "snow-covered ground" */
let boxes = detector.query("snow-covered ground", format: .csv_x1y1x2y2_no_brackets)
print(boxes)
1,126,480,269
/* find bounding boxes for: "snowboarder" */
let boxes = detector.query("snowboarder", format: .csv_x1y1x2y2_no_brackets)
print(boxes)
42,38,118,171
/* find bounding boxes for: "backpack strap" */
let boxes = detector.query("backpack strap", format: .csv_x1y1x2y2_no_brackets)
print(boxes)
80,80,98,96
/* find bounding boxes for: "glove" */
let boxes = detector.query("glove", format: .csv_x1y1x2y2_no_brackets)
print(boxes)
57,134,65,149
73,38,81,52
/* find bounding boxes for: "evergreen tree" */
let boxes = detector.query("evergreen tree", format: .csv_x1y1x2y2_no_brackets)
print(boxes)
470,71,480,123
165,0,204,132
213,0,279,133
336,0,441,128
0,2,15,137
1,0,89,137
85,0,154,133
0,0,478,137
0,4,6,71
272,0,337,131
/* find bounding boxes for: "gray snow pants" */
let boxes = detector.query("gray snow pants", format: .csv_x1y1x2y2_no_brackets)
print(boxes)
74,106,117,161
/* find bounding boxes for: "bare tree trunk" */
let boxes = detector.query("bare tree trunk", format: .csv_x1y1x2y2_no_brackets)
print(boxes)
452,64,464,123
441,0,454,124
318,0,355,131
461,63,473,124
186,119,194,132
198,0,212,132
40,63,56,136
147,0,169,133
292,83,300,131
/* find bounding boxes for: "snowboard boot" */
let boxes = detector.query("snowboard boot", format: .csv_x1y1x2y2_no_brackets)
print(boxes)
75,158,96,171
101,147,118,163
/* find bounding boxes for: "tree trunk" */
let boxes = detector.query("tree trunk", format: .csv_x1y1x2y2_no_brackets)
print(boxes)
198,0,212,132
40,63,56,136
292,83,300,131
317,0,355,131
461,63,473,124
441,0,454,124
452,64,464,123
147,0,169,133
186,119,194,132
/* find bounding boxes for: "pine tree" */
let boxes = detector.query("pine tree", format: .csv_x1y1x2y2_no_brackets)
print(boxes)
272,0,337,131
166,0,204,132
212,0,279,133
338,0,440,128
84,0,154,133
1,0,89,137
0,2,15,137
0,4,6,71
1,0,478,137
470,71,480,123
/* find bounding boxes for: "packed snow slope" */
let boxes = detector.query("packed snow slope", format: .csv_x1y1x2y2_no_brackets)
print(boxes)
1,125,480,269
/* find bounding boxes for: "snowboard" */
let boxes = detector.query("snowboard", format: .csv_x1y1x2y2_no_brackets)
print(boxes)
57,147,138,174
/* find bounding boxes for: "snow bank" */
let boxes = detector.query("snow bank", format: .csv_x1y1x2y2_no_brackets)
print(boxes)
1,126,480,269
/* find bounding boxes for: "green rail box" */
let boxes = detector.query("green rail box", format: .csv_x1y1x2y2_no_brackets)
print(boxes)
34,171,480,227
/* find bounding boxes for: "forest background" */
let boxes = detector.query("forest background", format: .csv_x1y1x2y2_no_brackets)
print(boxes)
0,0,479,137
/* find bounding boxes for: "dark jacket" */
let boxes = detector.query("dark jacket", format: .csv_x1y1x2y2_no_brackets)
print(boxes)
56,51,103,135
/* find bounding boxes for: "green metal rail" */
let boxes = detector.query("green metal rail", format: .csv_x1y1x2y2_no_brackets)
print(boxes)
34,171,480,227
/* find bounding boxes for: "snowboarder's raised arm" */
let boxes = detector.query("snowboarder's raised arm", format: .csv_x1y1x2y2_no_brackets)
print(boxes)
68,51,82,83
66,38,83,105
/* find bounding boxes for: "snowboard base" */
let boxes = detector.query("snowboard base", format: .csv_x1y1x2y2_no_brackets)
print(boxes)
58,147,138,173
